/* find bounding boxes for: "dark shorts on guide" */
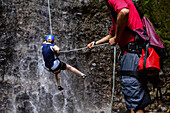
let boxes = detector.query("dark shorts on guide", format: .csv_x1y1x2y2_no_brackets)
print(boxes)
120,53,151,111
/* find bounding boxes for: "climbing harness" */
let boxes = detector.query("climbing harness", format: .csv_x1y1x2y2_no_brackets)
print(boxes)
110,46,116,113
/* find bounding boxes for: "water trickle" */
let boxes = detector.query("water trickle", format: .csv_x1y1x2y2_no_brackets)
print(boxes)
0,0,115,112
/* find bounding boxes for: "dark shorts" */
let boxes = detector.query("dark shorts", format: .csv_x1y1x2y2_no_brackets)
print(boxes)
120,53,151,111
52,60,66,73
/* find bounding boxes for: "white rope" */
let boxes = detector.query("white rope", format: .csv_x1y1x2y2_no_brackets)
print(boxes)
48,0,52,34
110,46,116,113
60,43,109,53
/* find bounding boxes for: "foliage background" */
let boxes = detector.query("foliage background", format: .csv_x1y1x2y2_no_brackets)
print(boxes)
138,0,170,65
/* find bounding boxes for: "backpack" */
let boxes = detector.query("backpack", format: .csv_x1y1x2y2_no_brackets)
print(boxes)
131,1,168,100
133,16,168,68
131,0,168,72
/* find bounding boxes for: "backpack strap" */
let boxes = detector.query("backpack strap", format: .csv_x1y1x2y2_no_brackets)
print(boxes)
142,30,150,70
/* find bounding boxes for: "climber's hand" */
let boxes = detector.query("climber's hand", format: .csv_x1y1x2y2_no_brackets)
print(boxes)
87,41,96,49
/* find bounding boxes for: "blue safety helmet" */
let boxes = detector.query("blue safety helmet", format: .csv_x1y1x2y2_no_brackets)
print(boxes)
46,35,54,43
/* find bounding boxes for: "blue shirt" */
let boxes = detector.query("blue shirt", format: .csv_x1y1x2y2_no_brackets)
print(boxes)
41,43,56,68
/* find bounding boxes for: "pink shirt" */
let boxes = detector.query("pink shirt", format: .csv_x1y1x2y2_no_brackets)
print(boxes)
108,0,143,49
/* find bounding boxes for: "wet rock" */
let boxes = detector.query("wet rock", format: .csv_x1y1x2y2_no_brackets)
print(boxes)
17,101,36,113
53,93,65,111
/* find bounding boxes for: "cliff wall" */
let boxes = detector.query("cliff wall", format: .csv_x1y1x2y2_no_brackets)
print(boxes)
0,0,169,113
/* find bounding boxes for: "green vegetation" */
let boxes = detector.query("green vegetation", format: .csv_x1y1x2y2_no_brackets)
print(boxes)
138,0,170,42
138,0,170,64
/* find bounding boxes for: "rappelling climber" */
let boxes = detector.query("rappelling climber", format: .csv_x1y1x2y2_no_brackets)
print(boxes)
87,0,152,113
41,35,86,91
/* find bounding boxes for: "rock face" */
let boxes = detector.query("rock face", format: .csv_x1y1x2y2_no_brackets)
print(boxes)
0,0,115,113
0,0,169,113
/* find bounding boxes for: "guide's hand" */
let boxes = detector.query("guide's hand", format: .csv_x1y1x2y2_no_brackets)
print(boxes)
87,41,95,49
109,36,117,46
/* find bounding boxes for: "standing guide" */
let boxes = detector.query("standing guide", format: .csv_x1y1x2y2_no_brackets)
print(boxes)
87,0,151,113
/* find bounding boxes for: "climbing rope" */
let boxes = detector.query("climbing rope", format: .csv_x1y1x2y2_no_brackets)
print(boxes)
110,46,116,113
47,0,53,34
44,0,50,34
60,43,109,53
44,0,53,34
